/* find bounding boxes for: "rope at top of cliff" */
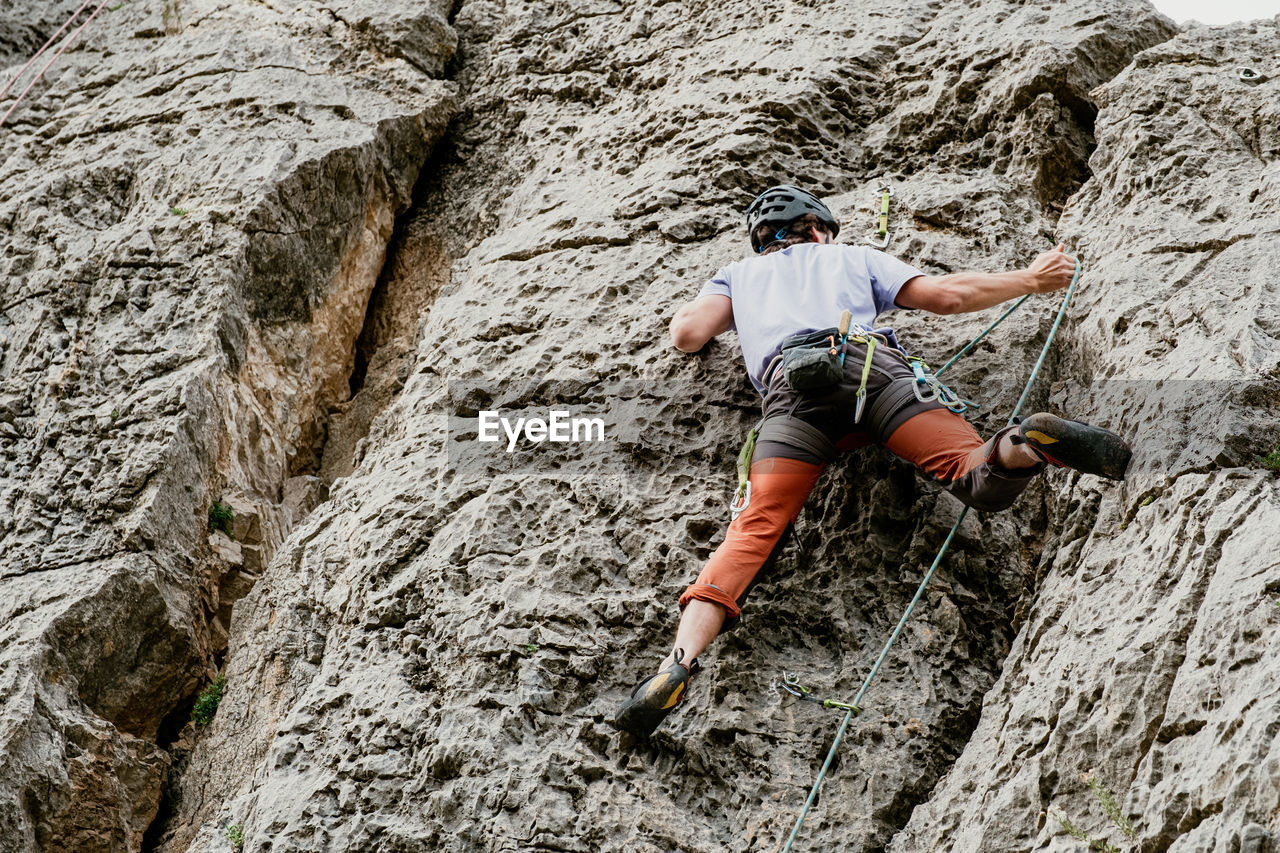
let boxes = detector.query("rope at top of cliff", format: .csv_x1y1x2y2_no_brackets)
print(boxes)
0,0,110,130
779,258,1083,853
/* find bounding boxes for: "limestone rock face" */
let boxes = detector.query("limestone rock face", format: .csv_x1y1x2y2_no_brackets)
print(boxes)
5,1,1279,853
0,0,455,848
892,20,1280,853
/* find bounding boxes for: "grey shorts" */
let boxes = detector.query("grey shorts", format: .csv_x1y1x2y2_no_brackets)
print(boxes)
756,337,949,462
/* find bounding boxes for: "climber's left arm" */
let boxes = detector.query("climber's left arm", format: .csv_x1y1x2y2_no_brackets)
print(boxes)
897,244,1076,315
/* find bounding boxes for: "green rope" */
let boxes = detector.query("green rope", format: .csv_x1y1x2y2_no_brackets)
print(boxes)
778,510,967,853
779,260,1082,853
1008,264,1081,422
936,294,1031,377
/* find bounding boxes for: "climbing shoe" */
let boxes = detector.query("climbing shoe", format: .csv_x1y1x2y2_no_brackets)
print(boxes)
613,649,696,738
1014,413,1132,480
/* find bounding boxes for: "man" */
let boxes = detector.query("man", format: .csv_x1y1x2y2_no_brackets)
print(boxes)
614,184,1131,738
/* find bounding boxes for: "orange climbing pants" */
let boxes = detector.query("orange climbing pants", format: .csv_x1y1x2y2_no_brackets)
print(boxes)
679,408,1037,620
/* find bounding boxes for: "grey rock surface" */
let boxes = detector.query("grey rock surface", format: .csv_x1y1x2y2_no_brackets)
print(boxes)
892,19,1280,853
0,0,455,848
6,1,1279,852
156,2,1274,853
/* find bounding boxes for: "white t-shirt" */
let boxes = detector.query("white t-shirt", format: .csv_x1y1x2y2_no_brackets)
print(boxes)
697,242,924,394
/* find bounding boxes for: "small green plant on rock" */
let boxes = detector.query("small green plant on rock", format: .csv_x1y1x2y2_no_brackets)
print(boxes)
1054,773,1138,852
1086,773,1137,839
208,501,234,536
192,674,226,727
170,206,189,217
1259,445,1280,471
1056,812,1121,853
225,823,244,850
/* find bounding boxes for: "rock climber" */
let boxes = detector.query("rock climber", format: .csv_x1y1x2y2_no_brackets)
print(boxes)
614,184,1132,738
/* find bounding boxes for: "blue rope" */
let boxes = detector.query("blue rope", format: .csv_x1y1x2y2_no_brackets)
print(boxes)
1008,264,1081,423
779,511,967,853
936,294,1031,377
779,260,1082,853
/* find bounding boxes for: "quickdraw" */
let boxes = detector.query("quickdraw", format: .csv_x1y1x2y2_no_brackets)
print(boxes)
729,425,759,520
854,335,876,422
839,309,877,424
865,185,893,248
779,672,861,714
908,356,972,413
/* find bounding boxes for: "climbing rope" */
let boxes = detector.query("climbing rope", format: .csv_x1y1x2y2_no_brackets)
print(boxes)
779,258,1083,853
0,0,109,130
936,294,1031,377
0,0,93,101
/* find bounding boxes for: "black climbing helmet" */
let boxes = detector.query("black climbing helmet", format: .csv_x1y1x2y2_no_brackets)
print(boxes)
745,184,840,253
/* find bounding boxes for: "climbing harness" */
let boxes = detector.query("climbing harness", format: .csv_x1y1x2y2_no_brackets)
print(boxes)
778,258,1083,853
0,0,110,129
773,310,886,408
730,326,972,519
778,672,861,714
865,185,893,248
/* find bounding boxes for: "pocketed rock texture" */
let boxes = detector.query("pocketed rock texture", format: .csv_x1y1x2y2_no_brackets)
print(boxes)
5,1,1278,853
0,0,455,849
892,20,1280,853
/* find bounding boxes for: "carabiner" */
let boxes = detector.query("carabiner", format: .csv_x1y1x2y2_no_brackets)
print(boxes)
909,358,929,386
777,672,861,714
730,481,752,521
910,360,938,403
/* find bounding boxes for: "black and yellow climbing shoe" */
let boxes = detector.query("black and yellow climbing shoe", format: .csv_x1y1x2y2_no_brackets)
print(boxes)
1014,413,1132,480
614,649,696,738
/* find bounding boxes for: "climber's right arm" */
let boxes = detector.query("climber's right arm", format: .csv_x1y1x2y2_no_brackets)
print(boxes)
670,295,733,352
